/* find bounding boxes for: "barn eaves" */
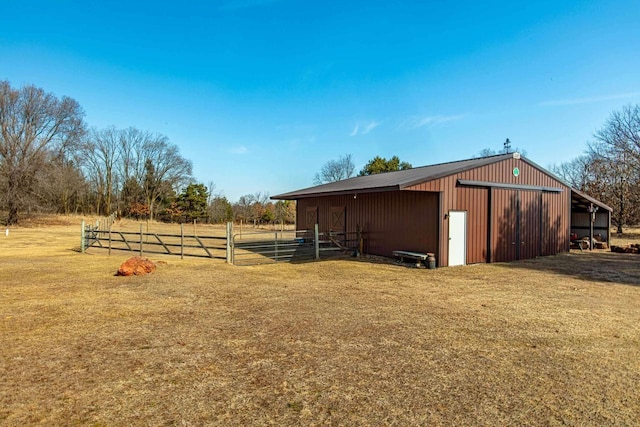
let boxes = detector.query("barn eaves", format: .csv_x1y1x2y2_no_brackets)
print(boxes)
272,153,517,200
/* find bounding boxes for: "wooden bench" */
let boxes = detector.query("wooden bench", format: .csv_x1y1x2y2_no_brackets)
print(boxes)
393,250,429,267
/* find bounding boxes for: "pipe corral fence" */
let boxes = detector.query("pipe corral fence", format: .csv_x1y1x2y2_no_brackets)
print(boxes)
82,221,364,266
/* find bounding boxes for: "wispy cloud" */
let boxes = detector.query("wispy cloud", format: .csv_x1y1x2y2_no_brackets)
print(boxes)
219,0,279,11
401,114,465,130
539,92,640,107
230,145,248,154
286,135,317,149
350,120,381,136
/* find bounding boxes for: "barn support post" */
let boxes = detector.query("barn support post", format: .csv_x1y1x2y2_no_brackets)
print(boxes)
81,220,85,253
588,203,595,250
567,192,572,252
314,223,319,260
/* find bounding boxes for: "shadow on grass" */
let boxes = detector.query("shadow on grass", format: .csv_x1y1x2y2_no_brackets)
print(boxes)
498,250,640,287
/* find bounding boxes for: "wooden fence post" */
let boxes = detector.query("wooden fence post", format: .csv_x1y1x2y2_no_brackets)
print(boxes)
314,223,319,260
108,226,112,256
139,224,143,256
275,232,278,262
226,222,233,264
180,223,184,260
81,220,85,253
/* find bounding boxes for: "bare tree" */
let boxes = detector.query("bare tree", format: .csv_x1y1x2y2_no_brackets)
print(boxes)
589,149,639,233
0,81,85,224
314,154,355,184
592,104,640,173
554,151,639,234
274,200,296,224
234,194,255,222
233,192,271,224
35,151,88,214
81,127,121,215
550,155,594,190
588,107,640,233
80,126,193,219
140,136,192,220
119,127,149,192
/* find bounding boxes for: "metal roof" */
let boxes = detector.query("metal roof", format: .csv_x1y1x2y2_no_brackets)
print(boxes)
272,153,516,199
272,152,613,213
571,188,613,212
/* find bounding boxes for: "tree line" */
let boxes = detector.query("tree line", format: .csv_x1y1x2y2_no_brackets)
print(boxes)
0,80,294,226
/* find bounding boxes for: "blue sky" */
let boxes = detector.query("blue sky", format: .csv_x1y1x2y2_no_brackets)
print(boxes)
2,0,639,201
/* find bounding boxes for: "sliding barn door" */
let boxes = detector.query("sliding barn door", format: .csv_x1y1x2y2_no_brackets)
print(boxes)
492,190,541,262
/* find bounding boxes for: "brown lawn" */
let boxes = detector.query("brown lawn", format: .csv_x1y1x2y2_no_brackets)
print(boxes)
1,216,639,425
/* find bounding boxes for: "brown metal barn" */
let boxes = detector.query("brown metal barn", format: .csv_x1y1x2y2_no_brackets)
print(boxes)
272,153,612,267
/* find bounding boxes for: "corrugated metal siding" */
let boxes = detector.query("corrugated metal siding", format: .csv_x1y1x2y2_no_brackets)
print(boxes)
296,191,439,259
453,186,488,264
541,191,570,256
492,189,518,262
407,157,570,264
571,211,610,242
520,190,542,260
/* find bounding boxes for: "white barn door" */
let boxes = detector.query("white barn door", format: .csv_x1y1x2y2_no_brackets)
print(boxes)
448,211,467,266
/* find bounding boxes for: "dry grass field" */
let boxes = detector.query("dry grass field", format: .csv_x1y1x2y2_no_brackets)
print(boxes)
1,216,640,426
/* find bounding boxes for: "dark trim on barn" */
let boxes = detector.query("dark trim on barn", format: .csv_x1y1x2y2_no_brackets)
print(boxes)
457,179,564,193
572,226,610,231
281,185,400,200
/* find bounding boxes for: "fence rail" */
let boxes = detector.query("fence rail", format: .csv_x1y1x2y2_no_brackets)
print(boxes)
231,230,315,266
230,226,363,266
82,221,365,266
82,222,227,260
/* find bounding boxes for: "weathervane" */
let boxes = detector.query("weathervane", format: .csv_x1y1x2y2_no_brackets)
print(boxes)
504,138,512,154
